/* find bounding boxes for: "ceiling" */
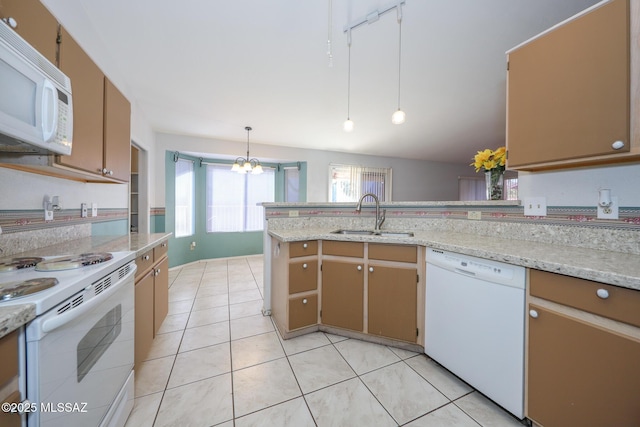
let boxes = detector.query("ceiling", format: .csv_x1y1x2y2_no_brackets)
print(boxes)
42,0,600,164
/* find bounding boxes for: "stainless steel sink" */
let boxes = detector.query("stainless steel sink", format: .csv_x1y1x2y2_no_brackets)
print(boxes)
331,229,414,237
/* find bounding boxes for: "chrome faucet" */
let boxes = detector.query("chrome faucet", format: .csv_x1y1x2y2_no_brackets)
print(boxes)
356,193,386,233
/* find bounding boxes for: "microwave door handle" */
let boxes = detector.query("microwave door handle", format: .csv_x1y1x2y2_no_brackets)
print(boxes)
41,79,59,142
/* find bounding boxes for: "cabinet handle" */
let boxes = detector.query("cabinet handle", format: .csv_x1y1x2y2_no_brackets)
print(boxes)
161,242,167,247
596,288,609,299
369,267,374,273
611,140,625,150
154,269,160,276
302,298,308,304
303,243,308,249
101,168,113,175
529,309,539,319
302,263,308,269
357,265,362,271
143,255,150,261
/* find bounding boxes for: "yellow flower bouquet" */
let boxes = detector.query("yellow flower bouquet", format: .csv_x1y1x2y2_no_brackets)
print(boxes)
471,146,506,200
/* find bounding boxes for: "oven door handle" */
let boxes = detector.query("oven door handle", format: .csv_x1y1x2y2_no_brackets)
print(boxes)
41,265,136,333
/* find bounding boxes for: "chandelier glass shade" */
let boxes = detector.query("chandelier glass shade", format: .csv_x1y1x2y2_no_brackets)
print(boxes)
231,126,263,174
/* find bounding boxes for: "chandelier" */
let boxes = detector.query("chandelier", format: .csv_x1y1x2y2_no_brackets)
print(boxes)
231,126,263,174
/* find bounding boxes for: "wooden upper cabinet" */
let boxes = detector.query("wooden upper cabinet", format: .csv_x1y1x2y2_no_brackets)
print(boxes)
0,0,58,64
506,0,635,169
57,27,105,175
104,78,131,181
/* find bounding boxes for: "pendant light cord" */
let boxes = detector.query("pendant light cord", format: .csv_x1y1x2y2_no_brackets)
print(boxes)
397,14,402,110
347,29,352,120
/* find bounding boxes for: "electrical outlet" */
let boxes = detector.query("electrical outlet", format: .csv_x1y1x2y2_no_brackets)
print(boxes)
467,211,482,220
524,197,547,216
190,241,197,251
597,196,619,220
81,203,88,218
289,210,299,217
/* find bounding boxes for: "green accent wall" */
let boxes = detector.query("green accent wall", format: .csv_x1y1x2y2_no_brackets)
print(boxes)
164,151,305,268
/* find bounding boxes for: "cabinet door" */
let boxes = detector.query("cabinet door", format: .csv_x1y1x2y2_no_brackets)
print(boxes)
368,265,417,342
134,271,154,369
289,294,318,330
528,305,640,426
57,27,104,175
153,257,169,335
321,260,364,332
0,0,58,64
103,78,131,181
507,0,630,167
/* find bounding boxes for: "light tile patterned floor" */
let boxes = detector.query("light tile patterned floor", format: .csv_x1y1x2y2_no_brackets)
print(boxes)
125,255,526,427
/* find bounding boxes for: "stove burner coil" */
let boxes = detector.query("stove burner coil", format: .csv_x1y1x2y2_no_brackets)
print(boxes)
0,257,45,272
35,252,114,272
0,278,59,301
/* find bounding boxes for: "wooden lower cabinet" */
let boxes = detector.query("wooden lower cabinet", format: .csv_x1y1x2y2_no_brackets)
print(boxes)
134,270,155,368
321,259,364,332
527,305,640,426
0,330,20,427
153,256,169,335
134,241,169,369
368,265,417,342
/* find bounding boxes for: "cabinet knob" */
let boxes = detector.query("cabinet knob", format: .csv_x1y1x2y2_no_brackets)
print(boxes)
611,140,625,150
357,265,362,271
143,255,150,261
596,288,609,299
303,243,308,249
162,242,167,247
529,309,539,319
101,168,113,175
302,263,308,269
302,298,308,304
369,267,374,273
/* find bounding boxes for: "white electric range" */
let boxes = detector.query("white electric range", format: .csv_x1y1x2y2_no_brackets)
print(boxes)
0,250,137,427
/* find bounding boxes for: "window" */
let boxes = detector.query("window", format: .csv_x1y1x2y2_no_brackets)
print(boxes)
329,164,392,202
175,158,194,237
206,164,275,232
284,166,300,202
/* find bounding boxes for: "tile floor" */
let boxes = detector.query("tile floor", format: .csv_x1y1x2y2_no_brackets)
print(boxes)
125,255,526,427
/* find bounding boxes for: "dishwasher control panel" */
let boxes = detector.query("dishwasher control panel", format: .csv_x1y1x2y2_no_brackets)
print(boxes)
426,248,525,289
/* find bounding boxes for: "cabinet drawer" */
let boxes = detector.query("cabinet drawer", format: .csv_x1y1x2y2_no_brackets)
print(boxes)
369,244,417,263
289,294,318,330
322,241,364,258
290,241,318,258
135,249,154,279
154,240,169,261
530,269,640,328
289,260,318,294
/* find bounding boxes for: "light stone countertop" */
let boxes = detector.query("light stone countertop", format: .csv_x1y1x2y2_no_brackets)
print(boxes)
268,228,640,291
0,233,172,338
0,304,35,339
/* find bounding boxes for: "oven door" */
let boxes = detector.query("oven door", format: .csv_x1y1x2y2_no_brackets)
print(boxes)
24,264,135,427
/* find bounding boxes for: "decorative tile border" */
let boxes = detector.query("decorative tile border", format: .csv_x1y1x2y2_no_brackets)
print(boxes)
0,208,128,234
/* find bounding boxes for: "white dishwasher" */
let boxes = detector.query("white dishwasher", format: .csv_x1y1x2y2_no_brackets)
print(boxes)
425,248,526,419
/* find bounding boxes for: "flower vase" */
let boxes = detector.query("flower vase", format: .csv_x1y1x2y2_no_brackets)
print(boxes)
485,170,504,200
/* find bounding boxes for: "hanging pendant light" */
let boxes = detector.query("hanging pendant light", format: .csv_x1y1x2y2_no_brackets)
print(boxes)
343,29,354,132
391,3,406,125
231,126,263,174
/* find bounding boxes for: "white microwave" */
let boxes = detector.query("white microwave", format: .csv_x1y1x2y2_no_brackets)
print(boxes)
0,20,73,155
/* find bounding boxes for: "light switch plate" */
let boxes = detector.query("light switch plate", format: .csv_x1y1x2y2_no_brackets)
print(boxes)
524,197,547,216
91,203,98,217
81,203,88,218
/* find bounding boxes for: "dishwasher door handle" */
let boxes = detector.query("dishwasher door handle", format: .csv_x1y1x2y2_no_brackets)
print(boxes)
454,267,476,277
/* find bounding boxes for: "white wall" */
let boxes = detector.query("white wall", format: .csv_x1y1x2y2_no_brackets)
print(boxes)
154,132,473,205
518,163,640,207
